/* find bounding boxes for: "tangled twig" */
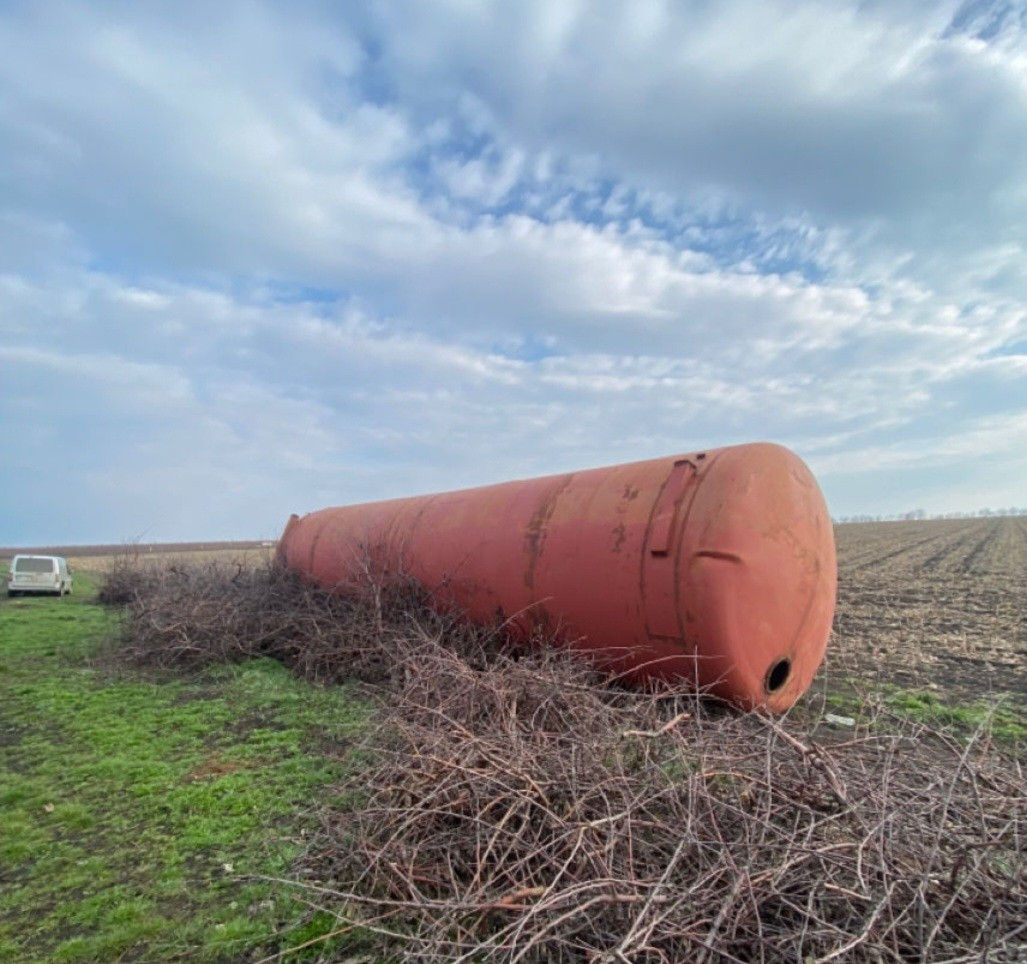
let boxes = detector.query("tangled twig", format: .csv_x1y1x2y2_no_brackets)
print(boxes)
101,557,1027,962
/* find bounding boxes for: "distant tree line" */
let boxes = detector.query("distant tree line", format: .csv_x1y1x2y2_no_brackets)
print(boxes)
835,507,1027,523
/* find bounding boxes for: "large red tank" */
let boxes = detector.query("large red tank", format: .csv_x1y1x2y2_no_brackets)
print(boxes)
277,442,837,710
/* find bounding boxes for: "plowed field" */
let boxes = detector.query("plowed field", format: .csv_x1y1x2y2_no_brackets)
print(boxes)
824,517,1026,707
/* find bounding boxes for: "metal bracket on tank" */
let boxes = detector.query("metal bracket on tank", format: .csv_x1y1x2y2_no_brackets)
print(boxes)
643,458,699,639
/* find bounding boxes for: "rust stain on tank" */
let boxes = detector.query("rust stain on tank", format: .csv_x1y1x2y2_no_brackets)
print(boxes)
523,474,574,591
610,522,628,553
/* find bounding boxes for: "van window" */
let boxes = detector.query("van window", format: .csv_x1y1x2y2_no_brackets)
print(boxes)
14,558,55,573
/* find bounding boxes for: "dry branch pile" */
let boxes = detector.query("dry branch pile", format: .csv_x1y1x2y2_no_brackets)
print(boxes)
304,647,1026,961
103,555,501,684
101,560,1027,961
96,554,163,606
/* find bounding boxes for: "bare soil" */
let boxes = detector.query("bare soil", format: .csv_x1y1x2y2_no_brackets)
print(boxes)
0,541,274,574
825,516,1027,705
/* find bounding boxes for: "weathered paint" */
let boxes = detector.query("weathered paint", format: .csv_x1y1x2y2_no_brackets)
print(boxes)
277,442,837,710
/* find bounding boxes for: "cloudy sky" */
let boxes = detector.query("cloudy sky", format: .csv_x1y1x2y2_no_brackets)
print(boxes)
2,0,1025,545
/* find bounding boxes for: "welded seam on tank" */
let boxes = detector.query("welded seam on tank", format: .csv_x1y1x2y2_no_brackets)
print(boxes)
406,494,487,595
307,522,323,578
672,452,718,652
639,454,703,645
405,495,442,576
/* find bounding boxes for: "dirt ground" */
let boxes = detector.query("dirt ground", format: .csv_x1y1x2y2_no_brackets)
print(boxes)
74,546,275,573
0,542,275,576
824,516,1026,706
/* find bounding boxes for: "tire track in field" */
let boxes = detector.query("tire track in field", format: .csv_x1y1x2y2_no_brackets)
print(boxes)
916,522,983,574
845,525,965,573
836,523,942,570
834,527,904,568
957,520,1001,575
977,517,1027,577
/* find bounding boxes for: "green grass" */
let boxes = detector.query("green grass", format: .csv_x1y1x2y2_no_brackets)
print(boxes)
883,688,1027,742
803,676,1026,748
0,574,373,961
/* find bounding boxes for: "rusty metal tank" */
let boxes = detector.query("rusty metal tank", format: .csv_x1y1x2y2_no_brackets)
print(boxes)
277,442,837,710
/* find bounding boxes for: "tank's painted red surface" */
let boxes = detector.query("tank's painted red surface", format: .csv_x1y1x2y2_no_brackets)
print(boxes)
277,443,837,710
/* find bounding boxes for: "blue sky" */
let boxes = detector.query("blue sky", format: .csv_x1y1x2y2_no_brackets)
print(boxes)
1,0,1025,544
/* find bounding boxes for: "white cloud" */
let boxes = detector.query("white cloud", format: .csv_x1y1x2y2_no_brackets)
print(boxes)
815,409,1027,475
361,2,1027,297
0,345,194,411
1,0,1025,542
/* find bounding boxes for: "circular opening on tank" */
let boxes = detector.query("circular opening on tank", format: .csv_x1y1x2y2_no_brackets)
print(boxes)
765,659,791,693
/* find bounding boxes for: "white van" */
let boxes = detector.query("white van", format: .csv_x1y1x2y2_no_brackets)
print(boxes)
6,555,73,597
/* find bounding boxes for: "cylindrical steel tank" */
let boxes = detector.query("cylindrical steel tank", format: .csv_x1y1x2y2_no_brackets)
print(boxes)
277,442,837,710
